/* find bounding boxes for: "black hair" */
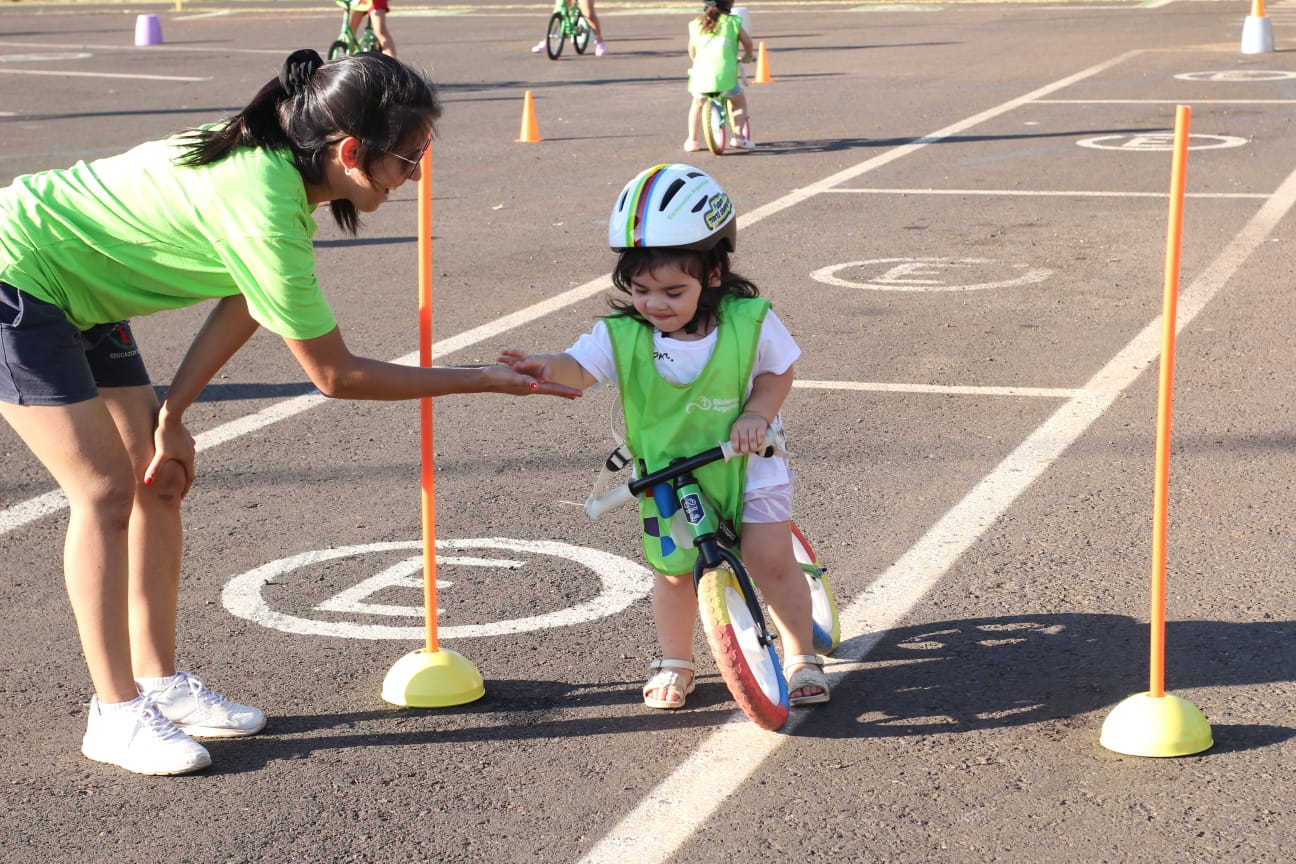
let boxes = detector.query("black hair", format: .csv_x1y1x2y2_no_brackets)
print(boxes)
176,49,441,235
608,246,759,335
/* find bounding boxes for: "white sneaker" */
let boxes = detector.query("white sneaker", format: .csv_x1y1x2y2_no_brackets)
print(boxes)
594,41,607,56
733,135,757,150
140,672,266,739
82,696,211,776
531,40,547,53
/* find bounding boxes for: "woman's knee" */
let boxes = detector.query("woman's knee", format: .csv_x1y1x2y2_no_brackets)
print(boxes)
141,458,187,504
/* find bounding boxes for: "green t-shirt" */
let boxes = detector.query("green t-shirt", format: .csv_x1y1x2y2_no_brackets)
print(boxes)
0,136,336,340
688,15,743,95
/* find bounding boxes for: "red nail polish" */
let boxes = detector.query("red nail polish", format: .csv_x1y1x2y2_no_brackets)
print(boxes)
529,381,539,391
144,476,154,486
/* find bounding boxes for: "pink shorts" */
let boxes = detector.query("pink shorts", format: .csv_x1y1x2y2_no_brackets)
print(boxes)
742,481,794,524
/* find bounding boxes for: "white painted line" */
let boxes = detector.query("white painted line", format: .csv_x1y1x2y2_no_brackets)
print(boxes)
0,40,285,56
577,55,1296,864
0,68,210,82
825,188,1269,199
1038,99,1296,104
794,380,1082,399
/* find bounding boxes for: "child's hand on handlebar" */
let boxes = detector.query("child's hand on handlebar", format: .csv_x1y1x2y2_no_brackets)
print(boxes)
729,410,770,454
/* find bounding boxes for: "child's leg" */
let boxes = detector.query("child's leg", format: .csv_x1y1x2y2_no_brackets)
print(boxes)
741,521,825,701
370,10,397,57
685,97,704,149
729,92,751,140
645,571,698,704
348,8,365,40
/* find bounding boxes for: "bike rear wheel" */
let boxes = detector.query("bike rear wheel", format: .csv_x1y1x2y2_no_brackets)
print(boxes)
701,98,727,155
327,39,350,60
546,12,565,59
698,567,789,730
573,13,592,54
359,25,381,53
791,522,841,655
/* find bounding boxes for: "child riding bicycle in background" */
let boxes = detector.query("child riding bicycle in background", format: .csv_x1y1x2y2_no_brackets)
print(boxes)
685,0,755,152
348,0,397,56
498,164,830,710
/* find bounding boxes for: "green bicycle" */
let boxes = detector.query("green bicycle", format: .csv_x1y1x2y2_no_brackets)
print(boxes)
328,0,380,60
585,428,840,730
543,0,592,60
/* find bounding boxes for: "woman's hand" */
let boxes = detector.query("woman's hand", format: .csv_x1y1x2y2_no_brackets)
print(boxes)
729,410,769,455
481,362,582,399
145,413,197,498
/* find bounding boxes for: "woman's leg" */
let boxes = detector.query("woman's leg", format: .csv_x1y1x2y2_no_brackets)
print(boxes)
0,400,139,704
102,384,183,680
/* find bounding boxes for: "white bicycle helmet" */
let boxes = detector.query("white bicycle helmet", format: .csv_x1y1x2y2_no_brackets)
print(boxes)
608,163,737,253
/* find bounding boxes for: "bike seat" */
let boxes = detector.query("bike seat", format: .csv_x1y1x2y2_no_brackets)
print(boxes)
335,0,374,12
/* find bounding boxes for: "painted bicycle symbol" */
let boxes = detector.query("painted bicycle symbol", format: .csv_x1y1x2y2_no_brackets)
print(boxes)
222,538,652,640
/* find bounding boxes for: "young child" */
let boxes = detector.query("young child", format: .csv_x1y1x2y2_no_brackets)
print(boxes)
499,163,829,710
684,0,755,152
350,0,397,57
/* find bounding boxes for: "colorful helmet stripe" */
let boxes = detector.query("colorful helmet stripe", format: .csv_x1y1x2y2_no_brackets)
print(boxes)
626,163,670,248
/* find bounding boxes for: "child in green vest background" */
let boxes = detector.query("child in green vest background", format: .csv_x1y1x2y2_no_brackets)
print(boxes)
498,163,829,710
684,0,755,152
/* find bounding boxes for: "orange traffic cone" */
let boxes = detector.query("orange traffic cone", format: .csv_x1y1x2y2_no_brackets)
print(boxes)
516,90,542,143
753,41,772,84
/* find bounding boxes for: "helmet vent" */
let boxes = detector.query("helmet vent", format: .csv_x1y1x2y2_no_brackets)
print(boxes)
691,197,707,213
658,178,687,210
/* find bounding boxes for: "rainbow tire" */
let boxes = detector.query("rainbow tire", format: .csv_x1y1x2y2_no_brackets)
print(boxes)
792,522,840,655
698,567,789,731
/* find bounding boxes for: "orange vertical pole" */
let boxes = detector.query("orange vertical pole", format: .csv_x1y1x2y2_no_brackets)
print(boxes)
417,145,439,655
1149,104,1190,699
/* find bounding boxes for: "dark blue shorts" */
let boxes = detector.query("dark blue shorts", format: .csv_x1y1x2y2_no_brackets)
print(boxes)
0,281,151,406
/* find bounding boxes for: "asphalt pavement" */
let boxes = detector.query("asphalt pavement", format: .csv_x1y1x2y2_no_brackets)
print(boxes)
1,1,1295,862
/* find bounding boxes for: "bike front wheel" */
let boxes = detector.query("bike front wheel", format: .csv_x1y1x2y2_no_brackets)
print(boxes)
359,27,381,53
791,522,841,655
573,13,592,54
546,12,565,59
327,39,350,60
698,567,789,730
701,98,727,155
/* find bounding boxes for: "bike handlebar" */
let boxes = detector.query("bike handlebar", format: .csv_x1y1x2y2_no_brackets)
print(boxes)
584,426,791,521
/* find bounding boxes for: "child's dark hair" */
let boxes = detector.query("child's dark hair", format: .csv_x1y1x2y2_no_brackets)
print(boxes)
176,49,441,235
608,246,759,334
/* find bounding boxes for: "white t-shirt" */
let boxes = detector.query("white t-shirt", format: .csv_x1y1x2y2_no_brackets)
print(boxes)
566,310,801,491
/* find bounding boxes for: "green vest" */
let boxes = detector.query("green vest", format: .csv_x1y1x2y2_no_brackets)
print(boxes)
606,295,770,574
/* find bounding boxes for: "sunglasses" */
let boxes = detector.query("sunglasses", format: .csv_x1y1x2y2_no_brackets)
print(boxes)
378,135,432,181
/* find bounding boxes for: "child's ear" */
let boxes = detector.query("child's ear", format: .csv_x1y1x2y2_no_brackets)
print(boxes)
708,266,723,287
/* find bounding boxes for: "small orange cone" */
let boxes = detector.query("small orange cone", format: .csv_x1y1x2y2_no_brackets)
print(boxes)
516,90,542,143
753,41,772,84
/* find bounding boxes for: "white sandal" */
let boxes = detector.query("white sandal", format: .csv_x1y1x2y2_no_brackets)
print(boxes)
643,659,696,710
784,654,830,707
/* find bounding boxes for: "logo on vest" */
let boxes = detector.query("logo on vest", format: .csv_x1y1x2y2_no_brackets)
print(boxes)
684,395,739,414
681,492,705,525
